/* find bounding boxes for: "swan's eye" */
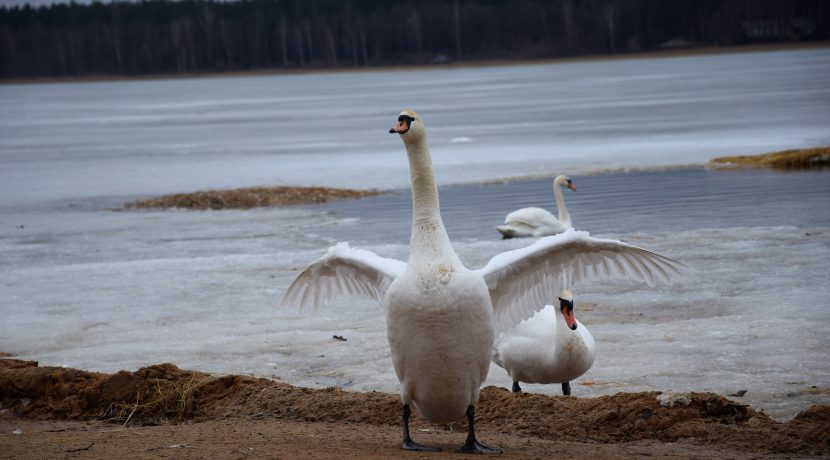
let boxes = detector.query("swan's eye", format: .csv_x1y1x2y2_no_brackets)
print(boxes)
398,115,415,126
559,299,573,311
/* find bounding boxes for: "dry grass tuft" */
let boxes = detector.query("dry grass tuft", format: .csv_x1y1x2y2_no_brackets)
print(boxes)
124,186,383,210
100,370,212,425
710,146,830,169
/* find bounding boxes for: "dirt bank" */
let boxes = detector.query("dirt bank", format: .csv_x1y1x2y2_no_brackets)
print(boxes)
1,360,827,458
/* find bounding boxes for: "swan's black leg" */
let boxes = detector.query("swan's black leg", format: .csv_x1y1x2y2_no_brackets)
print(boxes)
401,404,441,452
562,382,571,395
512,381,522,393
456,405,501,454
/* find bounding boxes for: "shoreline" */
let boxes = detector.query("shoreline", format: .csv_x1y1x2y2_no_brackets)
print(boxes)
1,359,827,458
115,164,710,210
2,41,828,86
116,153,827,210
393,146,830,189
478,162,709,186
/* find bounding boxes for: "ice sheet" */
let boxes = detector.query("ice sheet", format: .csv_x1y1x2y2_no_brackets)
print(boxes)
2,49,829,207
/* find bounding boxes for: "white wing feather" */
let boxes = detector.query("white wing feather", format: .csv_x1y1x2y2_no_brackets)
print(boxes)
476,229,686,333
281,242,406,310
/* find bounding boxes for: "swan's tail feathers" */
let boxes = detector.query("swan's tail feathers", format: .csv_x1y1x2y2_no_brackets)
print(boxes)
496,226,516,239
496,225,523,239
491,346,505,368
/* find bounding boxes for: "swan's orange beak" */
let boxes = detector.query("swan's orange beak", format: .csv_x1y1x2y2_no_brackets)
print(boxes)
389,119,410,134
567,181,577,192
561,305,578,330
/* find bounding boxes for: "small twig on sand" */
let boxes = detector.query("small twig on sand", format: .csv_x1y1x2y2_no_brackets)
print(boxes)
61,442,94,453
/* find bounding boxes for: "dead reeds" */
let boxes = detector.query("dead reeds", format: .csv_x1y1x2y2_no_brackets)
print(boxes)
123,186,382,210
710,146,830,169
99,369,212,426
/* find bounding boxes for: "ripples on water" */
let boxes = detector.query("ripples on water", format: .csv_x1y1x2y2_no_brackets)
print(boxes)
308,167,830,244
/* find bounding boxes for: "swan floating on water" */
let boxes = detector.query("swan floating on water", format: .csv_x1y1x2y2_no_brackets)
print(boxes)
496,174,576,238
493,289,595,396
281,110,684,453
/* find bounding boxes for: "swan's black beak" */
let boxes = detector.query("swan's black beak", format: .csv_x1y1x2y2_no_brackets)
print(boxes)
390,115,414,134
567,180,577,192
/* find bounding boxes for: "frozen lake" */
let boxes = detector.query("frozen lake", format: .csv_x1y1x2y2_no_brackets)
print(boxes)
1,48,829,207
1,48,829,420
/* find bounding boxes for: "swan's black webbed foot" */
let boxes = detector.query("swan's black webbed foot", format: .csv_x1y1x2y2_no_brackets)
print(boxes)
562,381,571,395
456,405,501,454
401,403,441,452
457,438,502,454
512,381,522,393
402,440,442,452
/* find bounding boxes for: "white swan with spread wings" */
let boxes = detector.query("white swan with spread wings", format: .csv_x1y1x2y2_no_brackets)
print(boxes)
282,110,684,453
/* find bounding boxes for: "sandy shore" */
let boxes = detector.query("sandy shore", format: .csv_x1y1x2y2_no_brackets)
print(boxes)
1,360,827,459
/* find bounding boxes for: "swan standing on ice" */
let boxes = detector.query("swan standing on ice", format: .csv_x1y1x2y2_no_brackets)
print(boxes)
496,174,576,238
493,289,595,396
282,110,684,453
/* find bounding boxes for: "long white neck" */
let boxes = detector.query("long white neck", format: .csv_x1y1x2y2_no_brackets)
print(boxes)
553,181,571,227
404,138,458,266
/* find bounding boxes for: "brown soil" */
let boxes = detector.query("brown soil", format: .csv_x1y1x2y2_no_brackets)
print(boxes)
122,186,383,210
1,359,828,459
710,146,830,169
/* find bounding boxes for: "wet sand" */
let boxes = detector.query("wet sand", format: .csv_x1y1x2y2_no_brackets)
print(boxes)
1,360,827,458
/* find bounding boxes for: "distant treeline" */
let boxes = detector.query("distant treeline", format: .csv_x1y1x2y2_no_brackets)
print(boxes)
1,0,827,79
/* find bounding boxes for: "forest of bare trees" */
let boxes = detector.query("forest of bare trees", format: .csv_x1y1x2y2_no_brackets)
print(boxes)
0,0,827,79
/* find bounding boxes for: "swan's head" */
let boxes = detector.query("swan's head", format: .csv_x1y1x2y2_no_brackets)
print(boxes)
555,175,577,192
389,109,426,144
558,289,578,330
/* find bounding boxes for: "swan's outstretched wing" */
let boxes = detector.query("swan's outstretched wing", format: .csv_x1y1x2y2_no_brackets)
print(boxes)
476,229,686,333
281,242,406,310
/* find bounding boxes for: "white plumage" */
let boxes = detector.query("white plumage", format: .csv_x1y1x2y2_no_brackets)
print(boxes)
477,230,684,333
281,110,685,452
287,242,405,309
493,289,595,394
496,174,576,238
